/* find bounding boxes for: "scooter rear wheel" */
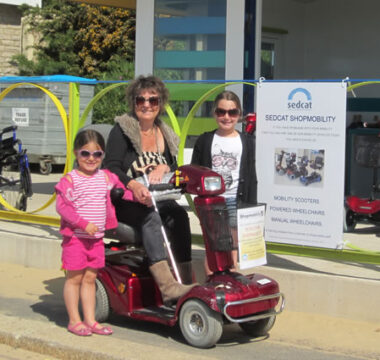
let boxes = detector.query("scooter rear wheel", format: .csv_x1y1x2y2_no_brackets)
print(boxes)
343,205,357,232
95,279,110,322
239,310,276,337
179,299,223,349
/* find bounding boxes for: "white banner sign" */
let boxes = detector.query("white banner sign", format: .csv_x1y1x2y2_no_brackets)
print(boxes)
237,204,267,269
256,82,346,249
12,108,29,127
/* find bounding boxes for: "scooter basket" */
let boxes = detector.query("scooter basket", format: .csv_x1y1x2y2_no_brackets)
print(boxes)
196,203,234,252
354,134,380,168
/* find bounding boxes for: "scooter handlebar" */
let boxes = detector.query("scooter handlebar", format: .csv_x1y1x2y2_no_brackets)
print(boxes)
110,187,125,201
148,183,174,191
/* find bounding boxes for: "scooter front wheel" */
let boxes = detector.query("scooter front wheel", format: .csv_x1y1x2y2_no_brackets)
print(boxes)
95,278,110,322
179,299,223,348
239,310,276,337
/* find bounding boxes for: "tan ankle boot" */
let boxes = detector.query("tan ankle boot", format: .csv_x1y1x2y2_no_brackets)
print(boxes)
149,260,197,304
177,261,195,285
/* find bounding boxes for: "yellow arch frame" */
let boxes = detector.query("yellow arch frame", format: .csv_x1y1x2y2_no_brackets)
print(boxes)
0,83,69,217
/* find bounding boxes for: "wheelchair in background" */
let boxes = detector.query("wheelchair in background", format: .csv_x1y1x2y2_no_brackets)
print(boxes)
0,125,32,211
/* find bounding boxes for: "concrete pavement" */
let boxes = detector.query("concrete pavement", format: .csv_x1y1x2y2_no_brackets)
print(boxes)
0,262,379,360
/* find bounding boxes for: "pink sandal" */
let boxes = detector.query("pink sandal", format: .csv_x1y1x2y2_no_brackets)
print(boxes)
67,322,92,336
85,322,113,335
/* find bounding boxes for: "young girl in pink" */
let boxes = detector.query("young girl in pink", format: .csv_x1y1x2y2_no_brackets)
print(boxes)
55,129,132,336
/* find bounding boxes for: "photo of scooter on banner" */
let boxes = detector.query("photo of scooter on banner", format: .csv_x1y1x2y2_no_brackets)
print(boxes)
95,163,285,348
274,148,325,188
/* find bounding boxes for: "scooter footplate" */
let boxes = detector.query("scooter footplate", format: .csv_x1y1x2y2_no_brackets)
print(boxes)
132,306,176,324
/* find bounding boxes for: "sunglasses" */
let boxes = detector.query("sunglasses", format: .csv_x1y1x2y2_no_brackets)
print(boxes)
78,150,104,159
135,96,160,107
215,108,240,118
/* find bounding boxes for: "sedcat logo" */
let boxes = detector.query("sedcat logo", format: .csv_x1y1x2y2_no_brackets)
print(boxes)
287,87,312,110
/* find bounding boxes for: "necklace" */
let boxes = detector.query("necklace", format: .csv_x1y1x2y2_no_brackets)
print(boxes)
140,125,155,136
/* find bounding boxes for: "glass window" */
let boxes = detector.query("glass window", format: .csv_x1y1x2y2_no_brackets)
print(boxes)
154,0,226,81
154,0,227,125
261,42,275,80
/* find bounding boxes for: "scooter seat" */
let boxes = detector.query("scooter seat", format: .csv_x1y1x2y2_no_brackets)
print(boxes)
105,222,142,246
104,224,147,268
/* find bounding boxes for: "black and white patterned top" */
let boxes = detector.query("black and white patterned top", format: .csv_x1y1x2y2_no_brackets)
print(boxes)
128,151,168,178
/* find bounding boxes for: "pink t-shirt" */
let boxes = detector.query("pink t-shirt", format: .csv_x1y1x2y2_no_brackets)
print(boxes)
69,169,108,239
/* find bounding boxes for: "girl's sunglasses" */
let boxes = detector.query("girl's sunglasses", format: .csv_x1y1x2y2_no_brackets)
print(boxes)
78,150,104,159
215,108,240,118
135,96,160,107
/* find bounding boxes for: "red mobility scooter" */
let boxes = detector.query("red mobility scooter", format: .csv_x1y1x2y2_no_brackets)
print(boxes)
95,165,285,348
344,132,380,232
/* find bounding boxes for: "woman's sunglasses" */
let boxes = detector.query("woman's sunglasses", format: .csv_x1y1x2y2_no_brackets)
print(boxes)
78,150,104,159
215,108,240,118
135,96,160,107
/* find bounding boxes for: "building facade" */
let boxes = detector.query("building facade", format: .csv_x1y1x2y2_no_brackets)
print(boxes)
0,0,41,76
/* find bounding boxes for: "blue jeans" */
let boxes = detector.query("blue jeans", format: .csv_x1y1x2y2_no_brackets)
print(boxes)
224,197,237,228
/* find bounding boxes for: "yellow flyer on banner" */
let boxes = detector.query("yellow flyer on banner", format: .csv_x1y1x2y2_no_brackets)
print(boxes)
237,204,267,269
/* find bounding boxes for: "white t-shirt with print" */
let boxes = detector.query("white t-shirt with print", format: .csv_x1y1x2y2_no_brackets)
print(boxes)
211,133,242,198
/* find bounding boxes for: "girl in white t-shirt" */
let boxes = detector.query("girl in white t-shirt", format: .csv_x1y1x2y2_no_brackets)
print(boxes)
191,90,258,274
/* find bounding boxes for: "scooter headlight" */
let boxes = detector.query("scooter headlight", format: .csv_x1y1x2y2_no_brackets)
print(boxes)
203,176,222,192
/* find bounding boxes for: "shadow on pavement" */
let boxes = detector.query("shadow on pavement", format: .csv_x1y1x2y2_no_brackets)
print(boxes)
109,313,186,343
30,277,67,327
0,222,61,240
349,224,380,236
108,309,261,347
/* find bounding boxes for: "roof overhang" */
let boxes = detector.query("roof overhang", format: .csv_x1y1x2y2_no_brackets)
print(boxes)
70,0,136,9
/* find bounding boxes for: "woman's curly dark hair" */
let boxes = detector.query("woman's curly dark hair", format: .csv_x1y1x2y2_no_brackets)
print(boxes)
126,75,169,117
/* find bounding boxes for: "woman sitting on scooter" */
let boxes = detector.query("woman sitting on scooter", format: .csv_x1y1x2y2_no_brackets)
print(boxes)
104,75,196,304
